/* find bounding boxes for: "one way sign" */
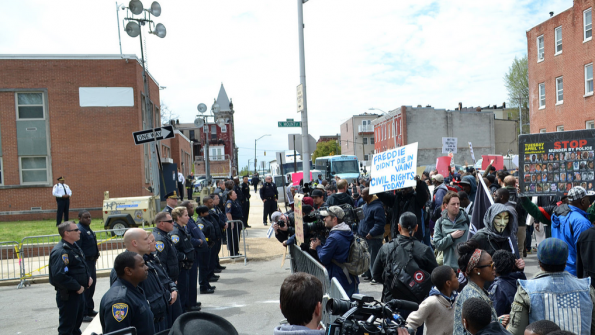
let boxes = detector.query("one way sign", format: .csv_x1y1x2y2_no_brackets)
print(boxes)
133,126,175,145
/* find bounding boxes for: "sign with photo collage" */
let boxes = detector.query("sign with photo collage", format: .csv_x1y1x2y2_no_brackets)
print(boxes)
519,129,595,197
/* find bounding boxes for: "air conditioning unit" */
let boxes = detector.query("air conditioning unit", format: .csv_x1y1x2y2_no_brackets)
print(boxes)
162,158,174,164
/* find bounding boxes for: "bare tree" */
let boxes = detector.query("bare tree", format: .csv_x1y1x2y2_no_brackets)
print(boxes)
160,102,179,126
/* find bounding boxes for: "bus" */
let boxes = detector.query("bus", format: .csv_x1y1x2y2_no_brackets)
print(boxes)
314,155,360,182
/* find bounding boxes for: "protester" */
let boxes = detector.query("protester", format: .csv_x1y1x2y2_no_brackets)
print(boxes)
577,215,595,288
507,238,595,335
470,203,519,258
359,187,386,282
524,320,561,335
461,175,477,201
325,179,354,207
458,191,474,215
433,192,469,270
274,272,325,335
504,176,529,257
431,174,449,221
488,250,526,316
461,298,510,335
405,266,458,335
453,240,498,335
486,175,499,195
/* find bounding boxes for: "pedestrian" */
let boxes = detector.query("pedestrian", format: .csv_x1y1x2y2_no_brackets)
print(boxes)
503,176,529,257
507,238,595,335
311,189,325,210
152,212,180,284
75,211,99,322
195,206,216,294
100,251,155,335
325,180,354,207
433,192,470,270
359,187,386,282
430,174,449,221
177,168,185,201
241,176,252,228
53,176,72,226
260,175,278,226
170,206,195,312
274,273,325,335
225,190,243,256
49,221,92,335
470,203,519,258
163,191,179,214
182,201,207,309
185,171,194,201
252,172,260,193
524,320,561,335
461,298,510,335
458,191,474,215
488,250,526,316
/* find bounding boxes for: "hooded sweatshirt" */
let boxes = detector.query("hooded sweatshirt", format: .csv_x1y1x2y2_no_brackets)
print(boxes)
315,222,358,296
406,287,457,335
325,192,354,207
552,204,592,276
462,175,477,201
471,203,519,258
273,325,324,335
359,196,386,237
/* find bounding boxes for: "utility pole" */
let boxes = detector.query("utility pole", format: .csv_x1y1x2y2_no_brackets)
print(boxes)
293,135,297,173
297,0,310,183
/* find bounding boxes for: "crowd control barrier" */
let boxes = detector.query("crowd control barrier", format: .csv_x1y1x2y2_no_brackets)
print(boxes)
219,220,248,265
0,241,21,282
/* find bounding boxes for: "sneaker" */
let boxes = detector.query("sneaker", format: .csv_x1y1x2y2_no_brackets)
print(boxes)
523,250,527,258
361,276,371,281
263,222,268,226
371,279,378,285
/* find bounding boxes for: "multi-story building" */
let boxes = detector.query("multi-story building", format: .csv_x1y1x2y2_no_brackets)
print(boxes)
339,113,380,170
527,0,595,132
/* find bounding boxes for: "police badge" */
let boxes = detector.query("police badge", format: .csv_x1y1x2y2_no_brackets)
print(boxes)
155,241,165,252
171,235,180,244
61,254,69,265
112,303,129,322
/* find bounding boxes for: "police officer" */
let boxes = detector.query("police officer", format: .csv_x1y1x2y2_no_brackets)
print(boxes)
110,229,169,332
163,191,179,214
225,190,243,256
53,176,72,226
185,172,194,201
100,251,155,335
153,213,180,282
252,172,260,193
241,176,252,228
260,175,278,226
182,201,209,307
49,221,92,335
233,177,246,227
170,206,195,312
207,194,227,280
195,206,216,294
75,211,99,322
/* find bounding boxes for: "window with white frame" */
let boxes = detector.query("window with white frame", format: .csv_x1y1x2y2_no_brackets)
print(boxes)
586,64,593,95
585,8,592,41
220,124,227,133
539,129,547,133
587,121,594,129
557,125,564,132
20,156,48,183
537,35,544,61
555,26,562,54
539,83,546,108
17,93,45,119
363,137,368,145
209,147,224,160
556,77,563,104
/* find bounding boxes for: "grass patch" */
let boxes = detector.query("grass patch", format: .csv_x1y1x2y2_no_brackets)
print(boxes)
0,219,105,242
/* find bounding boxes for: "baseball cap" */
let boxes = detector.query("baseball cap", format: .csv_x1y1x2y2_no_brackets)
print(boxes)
311,189,324,197
319,206,344,219
316,184,325,190
537,238,568,266
303,197,314,207
432,174,444,182
567,186,587,202
271,211,284,223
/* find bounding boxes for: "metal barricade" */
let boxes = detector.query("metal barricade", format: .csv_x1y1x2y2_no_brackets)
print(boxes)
219,220,247,265
0,241,21,282
329,277,349,323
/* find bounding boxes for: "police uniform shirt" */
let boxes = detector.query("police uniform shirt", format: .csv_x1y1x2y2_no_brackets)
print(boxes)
163,205,174,214
152,227,180,281
186,217,208,251
259,181,278,200
49,240,90,292
225,200,243,220
169,223,194,266
196,217,216,246
100,277,155,335
145,253,177,300
241,182,251,200
52,183,72,198
76,223,99,260
234,184,245,203
177,172,185,184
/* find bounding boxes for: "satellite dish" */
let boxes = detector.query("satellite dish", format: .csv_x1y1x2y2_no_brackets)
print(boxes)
129,0,144,14
149,1,161,16
152,23,166,38
194,118,205,128
125,22,141,38
216,118,226,127
197,103,207,113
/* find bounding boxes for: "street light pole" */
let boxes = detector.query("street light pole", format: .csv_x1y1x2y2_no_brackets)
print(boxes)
297,0,311,183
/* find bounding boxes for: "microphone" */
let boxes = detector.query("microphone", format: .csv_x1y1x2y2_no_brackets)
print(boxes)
386,299,419,312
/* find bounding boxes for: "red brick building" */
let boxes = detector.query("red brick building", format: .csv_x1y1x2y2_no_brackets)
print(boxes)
0,54,189,221
527,0,595,132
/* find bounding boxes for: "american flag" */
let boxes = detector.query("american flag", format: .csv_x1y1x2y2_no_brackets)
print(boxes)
544,292,582,334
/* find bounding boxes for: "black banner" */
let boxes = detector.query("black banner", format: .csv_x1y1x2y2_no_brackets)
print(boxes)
519,129,595,197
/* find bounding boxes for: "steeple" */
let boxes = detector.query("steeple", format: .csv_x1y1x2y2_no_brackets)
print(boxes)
216,83,231,112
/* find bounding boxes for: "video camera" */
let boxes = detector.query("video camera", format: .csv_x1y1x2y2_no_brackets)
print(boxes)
326,294,418,335
301,203,364,241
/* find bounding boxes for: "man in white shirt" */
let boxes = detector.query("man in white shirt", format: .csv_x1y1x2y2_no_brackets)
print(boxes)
52,176,72,226
177,168,185,201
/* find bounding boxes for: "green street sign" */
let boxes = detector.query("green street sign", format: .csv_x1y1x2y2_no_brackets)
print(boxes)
278,121,301,127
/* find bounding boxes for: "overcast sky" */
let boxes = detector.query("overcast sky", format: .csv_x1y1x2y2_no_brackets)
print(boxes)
1,0,572,170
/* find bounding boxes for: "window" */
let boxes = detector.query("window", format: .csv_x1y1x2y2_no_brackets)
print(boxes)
537,35,544,61
210,147,223,160
557,125,564,132
539,83,546,108
189,130,195,140
587,121,594,129
210,125,217,140
220,124,227,133
364,154,369,161
556,77,563,104
370,136,374,144
585,8,592,41
17,93,44,119
20,156,48,184
539,129,547,133
555,26,562,54
586,64,593,95
363,137,368,145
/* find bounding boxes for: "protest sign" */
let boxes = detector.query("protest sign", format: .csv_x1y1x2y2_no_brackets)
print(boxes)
294,193,304,245
370,142,418,194
519,129,595,197
436,156,451,176
482,155,503,170
291,172,312,186
442,137,458,154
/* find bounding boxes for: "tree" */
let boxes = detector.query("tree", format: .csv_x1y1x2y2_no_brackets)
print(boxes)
503,55,530,134
312,140,341,163
239,165,251,176
160,103,179,126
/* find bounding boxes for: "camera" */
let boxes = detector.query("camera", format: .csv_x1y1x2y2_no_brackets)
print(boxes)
326,294,418,335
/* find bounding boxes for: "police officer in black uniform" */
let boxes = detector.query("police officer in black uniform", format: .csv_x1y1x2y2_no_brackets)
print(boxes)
100,251,155,335
260,175,278,226
170,206,195,312
195,206,217,294
75,211,99,322
207,194,227,280
225,190,243,256
241,176,252,228
49,221,92,335
152,213,180,283
163,191,179,214
252,172,260,193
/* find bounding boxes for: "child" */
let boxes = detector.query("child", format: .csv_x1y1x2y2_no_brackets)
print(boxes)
488,250,526,316
406,265,459,335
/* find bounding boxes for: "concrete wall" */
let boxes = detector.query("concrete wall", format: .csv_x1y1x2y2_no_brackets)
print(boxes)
340,115,377,164
494,119,519,155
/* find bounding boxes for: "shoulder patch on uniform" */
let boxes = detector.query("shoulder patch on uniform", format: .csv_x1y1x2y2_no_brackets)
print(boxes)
227,203,232,208
112,303,129,322
61,254,69,265
198,224,204,230
171,235,180,244
155,241,164,252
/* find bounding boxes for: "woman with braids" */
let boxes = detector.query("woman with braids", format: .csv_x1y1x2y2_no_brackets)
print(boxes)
453,240,498,335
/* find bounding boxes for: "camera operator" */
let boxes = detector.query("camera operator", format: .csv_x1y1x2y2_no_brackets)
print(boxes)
326,180,354,207
272,211,294,246
274,272,325,335
310,206,359,297
311,189,325,210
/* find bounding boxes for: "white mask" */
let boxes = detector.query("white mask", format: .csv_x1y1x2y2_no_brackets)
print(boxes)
493,212,509,233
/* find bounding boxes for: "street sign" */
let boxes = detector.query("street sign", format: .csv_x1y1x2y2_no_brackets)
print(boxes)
133,126,175,145
288,133,316,155
278,119,302,127
297,84,304,113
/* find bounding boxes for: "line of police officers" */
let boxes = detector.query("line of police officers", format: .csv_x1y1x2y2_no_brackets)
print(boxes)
49,187,248,335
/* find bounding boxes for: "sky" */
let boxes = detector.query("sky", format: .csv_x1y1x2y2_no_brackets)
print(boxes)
0,0,573,171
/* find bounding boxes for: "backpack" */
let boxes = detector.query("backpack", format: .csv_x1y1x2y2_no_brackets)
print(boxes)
383,239,432,304
331,235,371,284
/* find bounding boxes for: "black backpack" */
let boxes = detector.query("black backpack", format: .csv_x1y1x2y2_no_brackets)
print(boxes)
383,239,432,304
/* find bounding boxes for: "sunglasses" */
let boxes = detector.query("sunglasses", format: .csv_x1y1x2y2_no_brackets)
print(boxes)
475,262,494,270
66,229,80,232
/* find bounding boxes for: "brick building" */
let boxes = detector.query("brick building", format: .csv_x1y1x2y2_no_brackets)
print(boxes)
0,54,189,221
527,0,595,132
